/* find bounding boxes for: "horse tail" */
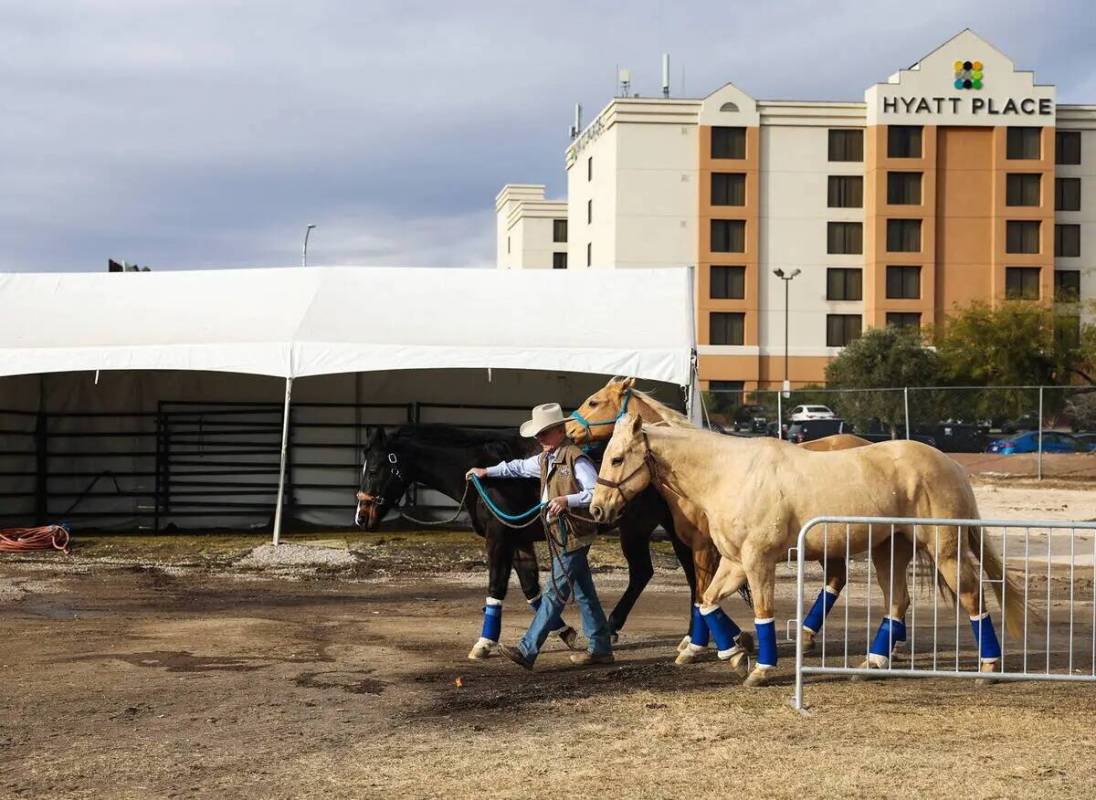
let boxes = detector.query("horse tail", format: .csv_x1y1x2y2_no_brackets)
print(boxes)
738,582,753,609
968,525,1027,640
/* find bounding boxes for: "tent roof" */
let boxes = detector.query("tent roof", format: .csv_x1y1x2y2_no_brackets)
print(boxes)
0,266,695,385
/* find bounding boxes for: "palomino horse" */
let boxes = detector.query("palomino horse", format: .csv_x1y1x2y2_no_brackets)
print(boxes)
567,377,884,662
590,414,1024,687
355,424,697,660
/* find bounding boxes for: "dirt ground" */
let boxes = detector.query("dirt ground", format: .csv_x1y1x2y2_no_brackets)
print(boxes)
3,478,1096,799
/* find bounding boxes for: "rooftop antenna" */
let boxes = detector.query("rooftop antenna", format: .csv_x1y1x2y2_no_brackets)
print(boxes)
661,53,671,98
570,102,583,139
618,67,631,97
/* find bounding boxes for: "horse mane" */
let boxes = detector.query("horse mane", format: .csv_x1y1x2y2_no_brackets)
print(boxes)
391,424,533,462
629,388,693,429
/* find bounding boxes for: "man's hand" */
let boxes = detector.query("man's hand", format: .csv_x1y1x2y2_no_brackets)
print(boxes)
547,496,569,517
465,467,488,481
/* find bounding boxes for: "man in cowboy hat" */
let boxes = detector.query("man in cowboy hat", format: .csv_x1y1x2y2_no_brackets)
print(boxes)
465,402,613,669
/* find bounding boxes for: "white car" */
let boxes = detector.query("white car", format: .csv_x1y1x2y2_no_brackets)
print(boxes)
788,404,836,422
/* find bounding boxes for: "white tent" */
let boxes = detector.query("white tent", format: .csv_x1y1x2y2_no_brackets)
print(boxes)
0,266,696,540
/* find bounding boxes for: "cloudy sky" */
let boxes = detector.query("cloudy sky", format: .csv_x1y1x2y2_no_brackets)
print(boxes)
3,1,1094,272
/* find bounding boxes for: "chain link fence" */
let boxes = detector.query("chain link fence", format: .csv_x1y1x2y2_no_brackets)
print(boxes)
703,385,1096,481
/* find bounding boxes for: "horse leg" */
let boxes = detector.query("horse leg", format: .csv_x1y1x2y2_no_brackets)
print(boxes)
514,538,578,651
469,526,512,660
741,547,779,688
606,512,656,641
859,535,915,671
801,559,847,654
686,552,754,674
930,526,1003,681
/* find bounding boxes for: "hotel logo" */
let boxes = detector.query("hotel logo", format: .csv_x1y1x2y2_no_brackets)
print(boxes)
954,60,984,90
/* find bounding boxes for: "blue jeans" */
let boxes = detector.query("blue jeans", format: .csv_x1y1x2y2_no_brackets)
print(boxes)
518,545,612,661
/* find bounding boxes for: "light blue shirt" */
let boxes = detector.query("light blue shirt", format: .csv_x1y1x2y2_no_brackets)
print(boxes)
485,449,598,508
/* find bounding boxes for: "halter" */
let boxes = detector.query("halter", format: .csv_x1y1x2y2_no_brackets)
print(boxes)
569,389,632,434
595,432,657,505
355,451,405,526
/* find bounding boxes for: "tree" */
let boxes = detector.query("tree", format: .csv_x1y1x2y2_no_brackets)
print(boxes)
934,301,1096,420
825,326,940,435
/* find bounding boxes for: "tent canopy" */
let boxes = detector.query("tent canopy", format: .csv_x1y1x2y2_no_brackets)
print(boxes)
0,266,695,385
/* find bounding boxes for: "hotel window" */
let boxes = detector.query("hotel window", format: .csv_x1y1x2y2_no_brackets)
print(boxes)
1055,270,1081,302
887,172,922,205
586,242,592,267
587,156,593,181
1056,131,1081,165
587,199,592,224
887,126,922,158
1056,315,1082,350
1006,221,1041,254
711,126,746,159
711,219,746,253
827,222,862,255
886,266,921,299
827,129,863,162
710,380,744,406
711,173,746,206
506,237,510,254
1056,178,1081,212
827,176,863,208
826,314,862,347
1056,224,1081,257
1006,174,1041,207
826,268,862,301
552,252,567,270
1005,267,1041,300
886,219,921,252
886,312,922,330
711,266,746,299
552,219,567,243
710,312,745,345
1007,127,1041,160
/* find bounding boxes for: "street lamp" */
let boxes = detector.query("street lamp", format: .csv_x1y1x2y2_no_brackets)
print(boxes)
772,267,801,400
302,224,317,268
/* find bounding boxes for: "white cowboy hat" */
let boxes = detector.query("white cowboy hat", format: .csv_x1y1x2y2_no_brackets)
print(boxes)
519,402,566,438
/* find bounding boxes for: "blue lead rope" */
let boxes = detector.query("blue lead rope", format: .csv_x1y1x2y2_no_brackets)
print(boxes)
469,474,545,522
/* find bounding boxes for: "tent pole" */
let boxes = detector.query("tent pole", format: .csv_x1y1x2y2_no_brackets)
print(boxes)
272,377,293,546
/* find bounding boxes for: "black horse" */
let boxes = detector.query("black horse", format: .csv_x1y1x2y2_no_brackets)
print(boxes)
355,424,698,659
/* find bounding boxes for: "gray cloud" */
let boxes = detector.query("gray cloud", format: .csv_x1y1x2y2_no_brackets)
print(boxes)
1,1,1093,272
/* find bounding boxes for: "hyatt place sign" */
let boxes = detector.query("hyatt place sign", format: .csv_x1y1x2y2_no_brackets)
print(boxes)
882,96,1054,116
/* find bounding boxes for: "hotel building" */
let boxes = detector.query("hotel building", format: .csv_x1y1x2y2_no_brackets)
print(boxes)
496,30,1096,391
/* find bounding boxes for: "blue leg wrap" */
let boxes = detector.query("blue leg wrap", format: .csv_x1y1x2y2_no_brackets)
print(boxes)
701,605,742,653
480,603,502,642
869,617,908,660
803,587,839,634
689,605,711,648
970,613,1002,661
755,619,777,669
529,594,566,632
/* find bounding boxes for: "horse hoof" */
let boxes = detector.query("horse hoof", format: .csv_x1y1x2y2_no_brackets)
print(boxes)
850,657,884,681
467,638,497,661
556,625,580,651
737,631,755,656
676,635,692,653
727,651,750,678
976,662,999,687
742,667,771,688
674,644,707,665
610,631,620,645
800,631,816,655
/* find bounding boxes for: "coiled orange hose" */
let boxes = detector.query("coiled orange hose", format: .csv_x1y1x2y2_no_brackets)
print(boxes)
0,525,70,553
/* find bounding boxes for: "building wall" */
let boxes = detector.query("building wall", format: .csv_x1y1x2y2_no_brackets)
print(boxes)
494,184,567,270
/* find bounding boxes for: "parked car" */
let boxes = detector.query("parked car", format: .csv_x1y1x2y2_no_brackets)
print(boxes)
931,422,986,453
785,418,849,443
1077,433,1096,450
788,404,836,422
985,431,1094,454
857,432,939,448
732,404,770,433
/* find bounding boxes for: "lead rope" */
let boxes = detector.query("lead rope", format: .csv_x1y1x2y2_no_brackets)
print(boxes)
397,481,473,526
